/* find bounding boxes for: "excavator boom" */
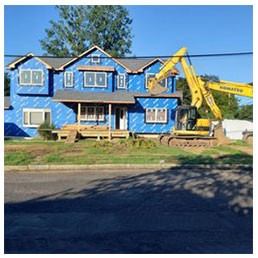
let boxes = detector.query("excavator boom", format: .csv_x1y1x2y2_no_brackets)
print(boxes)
206,80,253,98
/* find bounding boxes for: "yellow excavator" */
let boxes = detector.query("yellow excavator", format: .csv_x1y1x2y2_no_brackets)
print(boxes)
148,47,253,147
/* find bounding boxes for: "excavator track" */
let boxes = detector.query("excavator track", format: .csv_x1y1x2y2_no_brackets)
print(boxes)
159,134,218,148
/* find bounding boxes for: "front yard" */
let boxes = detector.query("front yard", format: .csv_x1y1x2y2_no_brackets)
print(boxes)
4,138,253,166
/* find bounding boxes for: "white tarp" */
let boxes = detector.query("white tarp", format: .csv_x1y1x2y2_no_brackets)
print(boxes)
214,119,253,140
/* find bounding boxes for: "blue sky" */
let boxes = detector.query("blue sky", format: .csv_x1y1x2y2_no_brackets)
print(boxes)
4,5,253,104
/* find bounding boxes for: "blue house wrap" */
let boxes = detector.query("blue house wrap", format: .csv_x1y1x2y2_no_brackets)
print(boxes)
4,46,182,137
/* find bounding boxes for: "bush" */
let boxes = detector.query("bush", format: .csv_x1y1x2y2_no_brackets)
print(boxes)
37,122,56,140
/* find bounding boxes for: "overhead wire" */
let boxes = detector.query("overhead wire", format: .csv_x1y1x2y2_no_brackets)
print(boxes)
4,51,253,60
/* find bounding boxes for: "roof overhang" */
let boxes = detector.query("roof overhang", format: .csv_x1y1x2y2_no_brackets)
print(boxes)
53,90,136,104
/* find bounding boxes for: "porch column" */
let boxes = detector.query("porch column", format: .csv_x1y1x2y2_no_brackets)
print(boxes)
108,103,112,141
77,102,81,131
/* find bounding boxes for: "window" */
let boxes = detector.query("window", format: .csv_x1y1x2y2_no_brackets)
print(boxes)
64,71,74,87
145,73,167,89
80,106,105,121
23,109,51,127
91,54,101,64
84,72,107,87
19,69,44,86
117,74,126,89
146,108,167,123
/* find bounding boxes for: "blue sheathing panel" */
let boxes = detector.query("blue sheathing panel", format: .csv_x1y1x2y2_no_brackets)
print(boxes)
4,95,77,137
128,61,176,94
57,49,128,93
4,47,179,137
128,98,178,133
15,57,50,95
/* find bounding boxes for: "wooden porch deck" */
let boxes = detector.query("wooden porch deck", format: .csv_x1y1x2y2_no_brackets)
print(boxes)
52,124,133,141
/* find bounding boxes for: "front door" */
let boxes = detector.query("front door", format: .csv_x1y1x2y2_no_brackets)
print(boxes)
115,107,127,130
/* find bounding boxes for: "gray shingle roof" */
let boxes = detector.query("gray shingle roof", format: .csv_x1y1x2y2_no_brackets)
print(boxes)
4,96,11,109
53,89,183,104
7,56,163,72
40,57,74,69
53,90,136,104
116,58,154,71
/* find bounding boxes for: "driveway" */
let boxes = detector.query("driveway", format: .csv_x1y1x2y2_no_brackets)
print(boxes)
5,165,253,254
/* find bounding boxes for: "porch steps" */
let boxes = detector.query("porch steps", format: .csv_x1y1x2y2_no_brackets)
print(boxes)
65,130,78,143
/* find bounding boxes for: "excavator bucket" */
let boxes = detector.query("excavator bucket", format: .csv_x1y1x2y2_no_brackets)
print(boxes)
148,81,167,95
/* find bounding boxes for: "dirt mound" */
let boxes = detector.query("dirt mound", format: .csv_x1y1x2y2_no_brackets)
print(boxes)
213,123,232,145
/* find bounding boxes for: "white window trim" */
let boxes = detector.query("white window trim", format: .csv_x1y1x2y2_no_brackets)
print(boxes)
145,108,168,123
91,54,101,64
23,108,51,127
80,106,105,121
64,71,74,88
19,69,31,86
145,73,167,89
117,74,127,89
84,72,107,88
19,69,44,86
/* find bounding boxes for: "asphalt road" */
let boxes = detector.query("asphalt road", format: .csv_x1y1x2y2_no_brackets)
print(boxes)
5,165,253,254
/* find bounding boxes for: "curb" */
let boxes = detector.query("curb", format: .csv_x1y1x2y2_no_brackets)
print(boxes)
4,163,252,172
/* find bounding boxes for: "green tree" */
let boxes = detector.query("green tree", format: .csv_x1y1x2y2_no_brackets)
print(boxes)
40,6,88,57
176,75,239,120
85,6,133,57
40,5,133,57
4,72,10,96
235,104,253,121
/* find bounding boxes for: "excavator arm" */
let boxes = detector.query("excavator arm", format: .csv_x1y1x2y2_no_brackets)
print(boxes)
204,79,253,98
148,47,187,95
148,47,222,120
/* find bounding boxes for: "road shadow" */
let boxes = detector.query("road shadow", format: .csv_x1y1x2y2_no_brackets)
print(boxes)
5,164,253,254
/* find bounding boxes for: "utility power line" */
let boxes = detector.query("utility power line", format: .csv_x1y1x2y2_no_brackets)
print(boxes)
4,51,253,60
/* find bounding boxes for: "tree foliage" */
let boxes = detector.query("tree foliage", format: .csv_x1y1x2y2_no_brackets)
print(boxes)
85,6,133,57
40,5,133,57
235,105,253,121
176,75,240,120
4,72,10,96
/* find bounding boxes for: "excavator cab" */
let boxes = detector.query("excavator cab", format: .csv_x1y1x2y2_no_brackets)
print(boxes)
173,105,211,136
175,106,197,131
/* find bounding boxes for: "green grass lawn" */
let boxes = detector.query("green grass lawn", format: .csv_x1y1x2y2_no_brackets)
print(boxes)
4,138,253,166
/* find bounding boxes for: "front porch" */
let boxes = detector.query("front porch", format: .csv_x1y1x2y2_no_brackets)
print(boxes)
52,124,133,142
52,90,136,142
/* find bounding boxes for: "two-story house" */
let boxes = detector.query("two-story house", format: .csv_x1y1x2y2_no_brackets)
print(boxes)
4,45,182,138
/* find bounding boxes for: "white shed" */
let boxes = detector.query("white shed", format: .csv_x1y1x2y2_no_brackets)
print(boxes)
220,119,253,140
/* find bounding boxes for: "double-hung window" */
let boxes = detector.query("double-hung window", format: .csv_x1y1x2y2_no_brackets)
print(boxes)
84,72,107,88
145,73,167,89
80,106,105,121
146,108,167,123
23,109,51,127
19,69,44,86
64,71,74,87
117,74,126,89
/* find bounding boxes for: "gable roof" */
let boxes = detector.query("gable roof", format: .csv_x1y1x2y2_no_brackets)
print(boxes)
5,46,180,74
6,53,53,70
57,45,131,72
